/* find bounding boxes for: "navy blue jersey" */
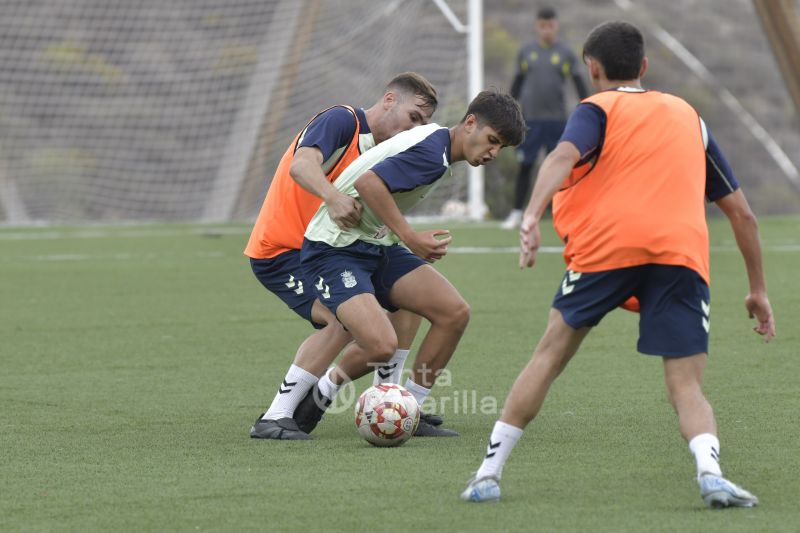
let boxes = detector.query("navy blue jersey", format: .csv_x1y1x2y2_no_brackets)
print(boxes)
297,106,371,162
372,128,452,193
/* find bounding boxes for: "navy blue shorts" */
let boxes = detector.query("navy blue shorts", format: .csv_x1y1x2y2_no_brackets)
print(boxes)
300,238,427,317
250,251,323,329
552,265,711,357
516,119,566,165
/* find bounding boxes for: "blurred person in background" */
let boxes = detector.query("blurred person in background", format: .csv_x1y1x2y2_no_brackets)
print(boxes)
501,5,589,229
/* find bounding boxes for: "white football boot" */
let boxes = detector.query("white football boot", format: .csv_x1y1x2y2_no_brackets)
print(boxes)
460,475,501,503
698,473,758,508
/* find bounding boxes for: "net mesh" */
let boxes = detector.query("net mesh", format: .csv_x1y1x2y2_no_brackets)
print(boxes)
0,0,470,223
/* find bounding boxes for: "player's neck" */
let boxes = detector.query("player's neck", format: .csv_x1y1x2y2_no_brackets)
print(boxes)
537,36,556,48
363,104,386,144
448,127,464,162
598,79,642,92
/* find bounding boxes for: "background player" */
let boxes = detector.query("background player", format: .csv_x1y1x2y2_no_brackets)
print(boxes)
501,5,589,229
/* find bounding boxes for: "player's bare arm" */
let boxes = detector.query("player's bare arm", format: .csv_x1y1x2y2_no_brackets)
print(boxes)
714,189,776,341
519,141,580,268
354,170,451,262
290,146,362,229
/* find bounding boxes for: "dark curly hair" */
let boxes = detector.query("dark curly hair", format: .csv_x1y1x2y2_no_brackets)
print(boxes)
462,90,526,147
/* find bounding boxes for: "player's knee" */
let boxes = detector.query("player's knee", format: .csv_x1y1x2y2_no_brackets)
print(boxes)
532,349,568,377
321,320,352,344
364,334,398,363
374,339,398,362
443,298,471,332
664,376,704,407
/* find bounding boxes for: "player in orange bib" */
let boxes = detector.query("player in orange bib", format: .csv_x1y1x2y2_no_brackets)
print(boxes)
245,73,445,440
463,21,775,507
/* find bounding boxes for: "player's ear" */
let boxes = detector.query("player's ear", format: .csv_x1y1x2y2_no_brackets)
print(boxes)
383,91,396,110
463,113,477,132
586,58,602,84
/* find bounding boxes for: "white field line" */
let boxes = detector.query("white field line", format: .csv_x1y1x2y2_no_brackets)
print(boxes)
1,224,798,258
4,245,799,263
450,246,559,254
0,223,509,241
1,251,226,262
449,245,800,254
0,226,248,241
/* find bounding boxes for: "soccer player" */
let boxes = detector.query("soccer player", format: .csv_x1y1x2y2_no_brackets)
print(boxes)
461,22,775,507
246,73,438,440
501,6,589,229
296,90,526,437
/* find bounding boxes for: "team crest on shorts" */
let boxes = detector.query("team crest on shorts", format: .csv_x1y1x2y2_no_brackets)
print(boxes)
341,270,357,288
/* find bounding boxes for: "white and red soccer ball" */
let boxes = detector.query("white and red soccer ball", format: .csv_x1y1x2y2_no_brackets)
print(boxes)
354,383,420,447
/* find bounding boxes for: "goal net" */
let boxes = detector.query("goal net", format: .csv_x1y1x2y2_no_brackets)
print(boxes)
0,0,471,224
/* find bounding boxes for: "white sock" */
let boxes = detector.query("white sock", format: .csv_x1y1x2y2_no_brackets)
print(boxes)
373,349,410,385
689,433,722,478
403,378,431,406
262,364,318,420
475,421,524,480
317,367,342,401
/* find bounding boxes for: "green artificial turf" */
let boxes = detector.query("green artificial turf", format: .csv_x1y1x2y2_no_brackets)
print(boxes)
1,217,797,532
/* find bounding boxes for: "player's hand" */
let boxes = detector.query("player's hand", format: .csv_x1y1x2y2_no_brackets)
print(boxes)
326,193,362,229
406,229,452,263
518,213,541,269
745,292,775,342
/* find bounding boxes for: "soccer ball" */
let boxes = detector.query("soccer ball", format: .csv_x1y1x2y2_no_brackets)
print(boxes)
354,383,420,447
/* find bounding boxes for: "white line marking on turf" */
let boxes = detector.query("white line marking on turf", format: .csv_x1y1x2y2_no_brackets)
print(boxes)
449,245,800,254
1,226,799,254
4,251,227,262
4,244,800,263
450,246,562,254
0,227,249,240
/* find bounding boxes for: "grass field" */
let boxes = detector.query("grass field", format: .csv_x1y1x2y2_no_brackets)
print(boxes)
1,217,799,532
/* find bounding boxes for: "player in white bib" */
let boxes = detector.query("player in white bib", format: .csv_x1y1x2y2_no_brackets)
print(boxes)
293,91,526,437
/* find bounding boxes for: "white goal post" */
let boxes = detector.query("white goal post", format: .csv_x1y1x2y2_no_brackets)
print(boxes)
433,0,486,221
